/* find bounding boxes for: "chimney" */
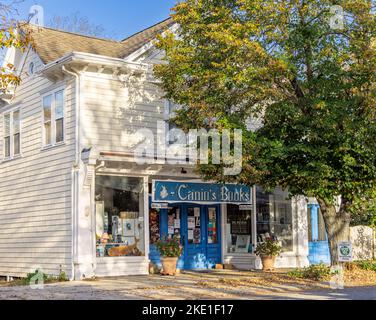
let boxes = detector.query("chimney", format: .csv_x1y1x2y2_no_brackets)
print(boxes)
29,5,44,27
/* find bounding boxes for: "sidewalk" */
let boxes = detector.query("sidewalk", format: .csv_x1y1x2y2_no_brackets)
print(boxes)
0,270,375,300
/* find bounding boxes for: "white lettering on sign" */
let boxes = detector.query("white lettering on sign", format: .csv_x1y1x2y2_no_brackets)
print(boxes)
177,184,250,203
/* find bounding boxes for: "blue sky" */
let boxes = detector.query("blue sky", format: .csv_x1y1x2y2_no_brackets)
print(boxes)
16,0,177,40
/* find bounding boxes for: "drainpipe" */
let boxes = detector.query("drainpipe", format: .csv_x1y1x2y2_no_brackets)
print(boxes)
62,65,81,281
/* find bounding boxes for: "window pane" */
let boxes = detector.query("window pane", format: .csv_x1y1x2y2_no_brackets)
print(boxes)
13,133,20,155
95,176,145,258
226,204,252,253
56,118,64,143
4,136,10,157
256,187,293,252
43,95,52,121
55,91,64,120
4,113,10,137
13,110,20,134
318,209,327,241
207,207,218,244
149,208,161,244
44,122,51,145
187,207,201,244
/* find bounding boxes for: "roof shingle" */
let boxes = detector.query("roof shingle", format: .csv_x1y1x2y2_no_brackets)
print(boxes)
25,18,174,64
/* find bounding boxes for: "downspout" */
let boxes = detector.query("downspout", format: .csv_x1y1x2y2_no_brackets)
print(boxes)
62,65,80,281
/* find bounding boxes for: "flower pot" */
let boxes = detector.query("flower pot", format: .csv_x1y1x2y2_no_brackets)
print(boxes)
161,257,179,276
260,255,276,271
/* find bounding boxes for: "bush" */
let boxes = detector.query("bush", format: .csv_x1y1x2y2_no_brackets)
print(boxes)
346,260,376,272
288,264,332,281
22,268,68,286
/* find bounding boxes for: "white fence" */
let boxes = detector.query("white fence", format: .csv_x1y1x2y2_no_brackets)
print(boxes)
350,226,375,260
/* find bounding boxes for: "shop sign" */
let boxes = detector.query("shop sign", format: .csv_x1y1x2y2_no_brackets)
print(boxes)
239,205,253,211
152,180,252,204
338,242,353,262
151,203,169,209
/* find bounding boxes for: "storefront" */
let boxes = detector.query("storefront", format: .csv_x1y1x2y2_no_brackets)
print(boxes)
149,181,252,270
91,160,309,276
148,180,308,271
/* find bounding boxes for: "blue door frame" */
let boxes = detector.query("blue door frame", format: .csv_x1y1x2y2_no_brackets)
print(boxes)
149,201,222,270
308,204,330,265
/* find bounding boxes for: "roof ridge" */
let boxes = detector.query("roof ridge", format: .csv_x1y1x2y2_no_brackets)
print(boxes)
28,24,120,43
120,17,173,42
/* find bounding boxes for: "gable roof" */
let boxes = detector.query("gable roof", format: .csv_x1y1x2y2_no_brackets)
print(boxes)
25,18,174,65
119,18,175,58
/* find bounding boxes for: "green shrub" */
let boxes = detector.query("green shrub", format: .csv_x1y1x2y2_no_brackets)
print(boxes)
288,264,332,281
22,269,68,286
354,260,376,272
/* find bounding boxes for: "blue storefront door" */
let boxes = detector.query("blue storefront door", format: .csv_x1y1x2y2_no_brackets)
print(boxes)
149,201,221,270
180,204,221,269
182,205,206,269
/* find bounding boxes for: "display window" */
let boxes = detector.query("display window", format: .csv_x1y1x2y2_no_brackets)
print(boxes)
226,204,253,253
149,208,160,244
95,175,145,257
167,206,181,239
256,187,293,252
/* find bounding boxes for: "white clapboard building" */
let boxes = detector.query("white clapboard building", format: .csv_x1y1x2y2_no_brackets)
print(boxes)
0,19,310,280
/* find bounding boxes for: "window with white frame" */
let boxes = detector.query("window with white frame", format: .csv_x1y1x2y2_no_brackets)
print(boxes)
164,100,184,145
43,89,64,146
3,109,21,159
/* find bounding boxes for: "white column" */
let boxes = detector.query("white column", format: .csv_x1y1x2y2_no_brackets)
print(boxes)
73,161,96,280
293,196,310,268
221,203,227,263
143,176,150,260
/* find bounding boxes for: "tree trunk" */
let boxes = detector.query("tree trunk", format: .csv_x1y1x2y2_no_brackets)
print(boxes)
316,198,351,266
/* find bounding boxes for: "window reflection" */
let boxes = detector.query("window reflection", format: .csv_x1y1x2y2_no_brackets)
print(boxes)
256,187,293,252
95,176,145,257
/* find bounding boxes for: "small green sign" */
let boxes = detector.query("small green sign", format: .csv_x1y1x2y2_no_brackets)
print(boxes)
338,242,353,262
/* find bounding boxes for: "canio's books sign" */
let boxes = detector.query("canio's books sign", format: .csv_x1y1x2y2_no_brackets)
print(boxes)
152,180,252,205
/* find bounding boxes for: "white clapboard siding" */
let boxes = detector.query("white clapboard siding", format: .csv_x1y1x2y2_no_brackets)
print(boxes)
95,257,149,277
81,72,165,153
0,49,75,278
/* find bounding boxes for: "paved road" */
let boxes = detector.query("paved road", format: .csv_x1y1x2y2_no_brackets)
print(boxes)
0,272,375,300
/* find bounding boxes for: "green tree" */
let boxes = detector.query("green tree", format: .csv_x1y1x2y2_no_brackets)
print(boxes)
155,0,376,265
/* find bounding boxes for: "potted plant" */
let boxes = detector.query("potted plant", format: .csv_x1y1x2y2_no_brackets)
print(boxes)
255,238,282,271
156,236,183,276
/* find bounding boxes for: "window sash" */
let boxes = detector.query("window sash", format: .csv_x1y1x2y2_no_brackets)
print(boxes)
4,136,10,158
4,113,10,137
13,133,20,156
3,110,20,158
43,90,64,146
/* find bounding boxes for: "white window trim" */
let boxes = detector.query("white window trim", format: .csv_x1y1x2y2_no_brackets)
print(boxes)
2,106,22,161
41,86,66,150
164,99,184,146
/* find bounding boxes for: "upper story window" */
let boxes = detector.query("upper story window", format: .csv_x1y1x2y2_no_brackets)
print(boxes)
28,62,35,75
43,89,64,147
164,100,184,145
3,109,21,159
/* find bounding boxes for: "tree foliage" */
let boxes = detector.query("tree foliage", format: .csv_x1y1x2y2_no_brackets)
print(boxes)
0,1,32,92
155,0,375,201
155,0,376,264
